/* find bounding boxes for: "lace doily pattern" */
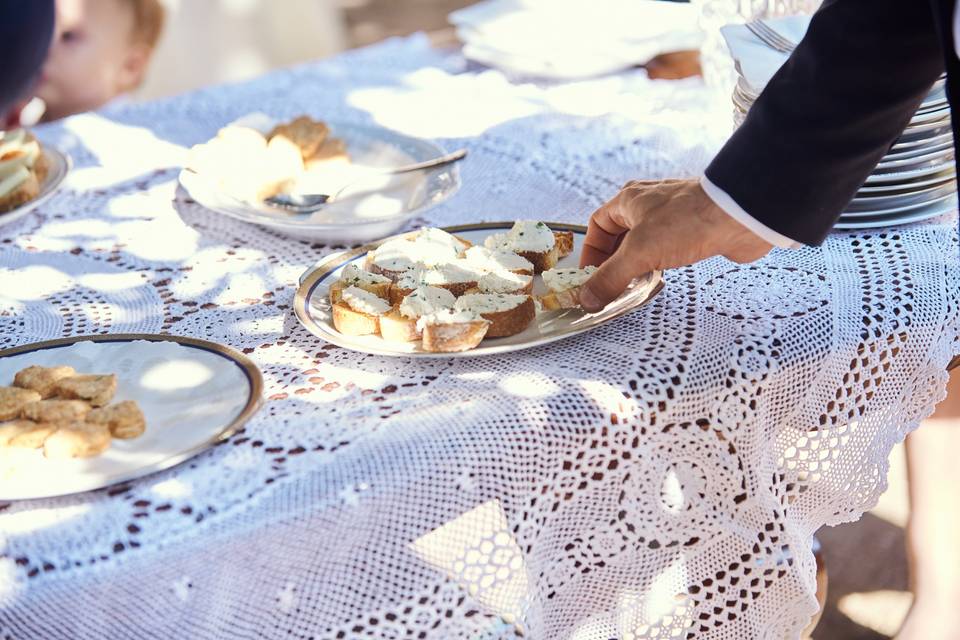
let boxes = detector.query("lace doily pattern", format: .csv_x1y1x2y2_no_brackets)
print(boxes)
1,36,958,640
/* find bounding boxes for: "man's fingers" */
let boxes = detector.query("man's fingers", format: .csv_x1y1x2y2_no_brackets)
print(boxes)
579,236,653,312
580,199,628,267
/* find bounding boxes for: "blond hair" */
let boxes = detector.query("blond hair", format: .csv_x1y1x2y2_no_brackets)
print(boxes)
127,0,165,50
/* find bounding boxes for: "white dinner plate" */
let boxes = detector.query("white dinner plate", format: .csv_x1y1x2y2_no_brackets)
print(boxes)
865,159,955,183
179,121,461,245
835,196,957,229
881,140,954,162
0,146,70,230
890,131,954,152
856,170,955,194
0,334,262,500
876,146,954,170
842,188,955,217
850,181,956,208
294,222,664,358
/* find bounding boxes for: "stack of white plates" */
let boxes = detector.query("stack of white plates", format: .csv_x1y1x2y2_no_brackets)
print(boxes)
734,75,957,229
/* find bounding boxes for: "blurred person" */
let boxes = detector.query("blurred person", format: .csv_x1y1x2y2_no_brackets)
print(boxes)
0,0,56,127
36,0,164,122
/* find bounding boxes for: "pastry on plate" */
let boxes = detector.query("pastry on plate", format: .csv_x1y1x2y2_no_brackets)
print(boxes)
21,399,92,424
13,365,76,398
454,293,536,338
43,421,112,459
418,310,490,353
56,374,117,407
380,286,456,343
329,264,392,305
87,400,146,439
0,420,57,449
538,265,599,310
331,285,391,336
268,115,329,160
0,386,42,421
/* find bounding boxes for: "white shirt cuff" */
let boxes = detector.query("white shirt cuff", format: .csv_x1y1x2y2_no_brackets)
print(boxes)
699,175,803,249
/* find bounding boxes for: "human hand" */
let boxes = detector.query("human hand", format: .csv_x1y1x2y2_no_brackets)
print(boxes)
578,178,774,312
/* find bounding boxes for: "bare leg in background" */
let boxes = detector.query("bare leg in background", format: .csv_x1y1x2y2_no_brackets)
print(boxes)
896,367,960,640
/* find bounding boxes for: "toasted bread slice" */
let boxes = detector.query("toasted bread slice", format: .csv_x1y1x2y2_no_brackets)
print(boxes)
330,264,392,304
331,302,381,336
379,309,420,342
382,286,456,341
0,169,39,213
0,386,41,421
553,231,574,258
539,286,585,311
538,266,598,310
55,374,117,407
331,286,391,336
516,244,559,274
420,311,490,353
455,294,535,338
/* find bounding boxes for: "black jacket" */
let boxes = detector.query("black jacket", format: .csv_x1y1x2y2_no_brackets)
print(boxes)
704,0,959,245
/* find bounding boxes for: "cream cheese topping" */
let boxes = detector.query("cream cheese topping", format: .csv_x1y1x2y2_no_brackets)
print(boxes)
341,285,390,316
542,265,598,292
399,286,456,319
416,309,487,332
339,263,390,287
455,293,528,314
504,220,555,252
464,245,534,273
477,270,532,294
415,227,467,257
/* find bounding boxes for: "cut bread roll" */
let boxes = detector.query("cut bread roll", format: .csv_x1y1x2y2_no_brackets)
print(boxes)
380,286,455,342
454,293,535,338
419,310,490,352
331,285,391,336
538,266,598,310
330,264,391,304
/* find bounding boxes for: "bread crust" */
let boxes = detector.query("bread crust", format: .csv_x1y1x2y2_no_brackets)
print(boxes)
379,309,420,342
476,296,536,338
538,285,585,311
331,302,381,336
516,244,559,274
421,320,489,352
553,231,574,258
0,172,39,213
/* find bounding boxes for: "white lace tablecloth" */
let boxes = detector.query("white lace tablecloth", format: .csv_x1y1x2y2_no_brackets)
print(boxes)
1,35,958,640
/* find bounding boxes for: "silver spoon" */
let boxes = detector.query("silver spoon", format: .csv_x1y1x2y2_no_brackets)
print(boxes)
264,148,467,214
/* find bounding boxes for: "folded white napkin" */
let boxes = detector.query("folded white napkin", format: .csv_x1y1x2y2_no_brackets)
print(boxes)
720,14,811,92
450,0,703,81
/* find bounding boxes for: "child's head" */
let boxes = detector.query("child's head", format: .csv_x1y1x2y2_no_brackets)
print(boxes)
37,0,164,121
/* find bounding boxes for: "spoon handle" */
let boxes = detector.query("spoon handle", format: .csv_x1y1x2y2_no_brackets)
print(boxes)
383,148,468,175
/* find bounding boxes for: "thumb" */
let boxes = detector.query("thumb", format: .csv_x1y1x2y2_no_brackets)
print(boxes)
579,239,653,312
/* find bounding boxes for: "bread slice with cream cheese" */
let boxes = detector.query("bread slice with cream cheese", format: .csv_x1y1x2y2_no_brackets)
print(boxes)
538,266,599,310
331,285,391,336
380,286,456,343
454,293,535,338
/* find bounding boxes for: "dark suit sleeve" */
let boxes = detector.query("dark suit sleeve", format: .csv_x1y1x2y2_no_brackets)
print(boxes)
704,0,945,246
